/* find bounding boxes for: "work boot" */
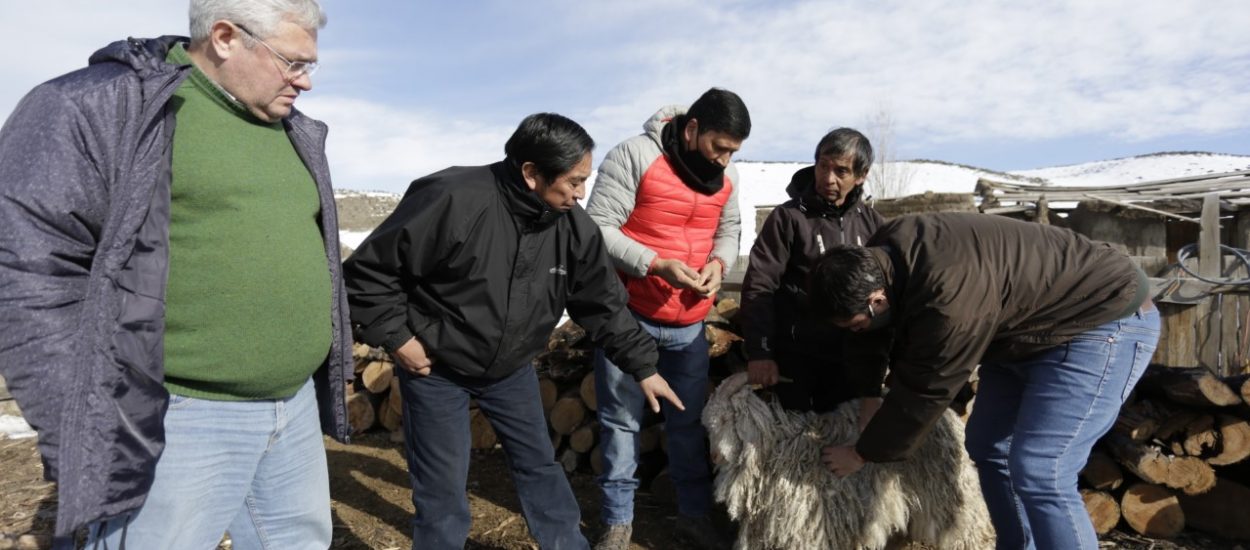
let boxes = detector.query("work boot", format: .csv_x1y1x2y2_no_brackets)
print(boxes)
593,523,632,550
675,514,732,550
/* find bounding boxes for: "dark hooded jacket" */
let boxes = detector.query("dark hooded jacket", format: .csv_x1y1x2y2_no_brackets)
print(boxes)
0,37,352,537
854,213,1150,463
343,162,660,382
739,166,885,370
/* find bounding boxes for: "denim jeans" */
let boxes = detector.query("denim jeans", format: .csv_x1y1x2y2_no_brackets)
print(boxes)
84,378,331,550
398,363,588,550
965,308,1160,550
595,314,713,525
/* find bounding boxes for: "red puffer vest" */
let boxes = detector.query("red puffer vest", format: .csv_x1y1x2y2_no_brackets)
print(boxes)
620,156,733,325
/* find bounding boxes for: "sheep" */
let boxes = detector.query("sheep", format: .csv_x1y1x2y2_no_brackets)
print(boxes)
703,373,995,550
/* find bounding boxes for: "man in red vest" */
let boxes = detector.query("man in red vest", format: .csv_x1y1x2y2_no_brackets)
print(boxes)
585,88,749,550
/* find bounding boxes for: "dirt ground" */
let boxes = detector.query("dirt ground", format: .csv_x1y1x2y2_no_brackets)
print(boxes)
1,432,1245,549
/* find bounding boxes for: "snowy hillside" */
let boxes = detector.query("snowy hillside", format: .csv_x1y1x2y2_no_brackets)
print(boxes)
1014,152,1250,187
337,152,1250,257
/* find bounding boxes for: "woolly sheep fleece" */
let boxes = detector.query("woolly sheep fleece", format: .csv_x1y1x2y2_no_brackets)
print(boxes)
703,373,995,549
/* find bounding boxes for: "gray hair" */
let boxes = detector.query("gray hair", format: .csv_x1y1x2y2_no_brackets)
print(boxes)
189,0,326,43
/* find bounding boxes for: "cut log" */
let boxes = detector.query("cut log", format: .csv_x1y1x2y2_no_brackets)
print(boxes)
550,431,563,457
1209,414,1250,466
547,320,587,351
570,421,599,454
1138,366,1241,407
1222,373,1250,407
1178,477,1250,540
1080,451,1123,491
540,348,592,382
1114,401,1161,442
1121,483,1184,538
1081,489,1121,536
1104,432,1215,495
360,360,395,394
579,371,597,412
377,385,403,433
590,444,604,476
539,376,558,413
558,447,584,474
470,409,497,449
1154,408,1201,441
346,391,375,434
388,376,403,418
549,395,587,435
1180,414,1218,457
705,325,742,358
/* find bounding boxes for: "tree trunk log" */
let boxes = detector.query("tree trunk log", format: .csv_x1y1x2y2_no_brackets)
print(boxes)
570,421,599,454
1081,451,1124,491
347,391,375,434
1081,489,1121,536
549,395,587,435
1209,414,1250,466
1178,477,1250,540
360,359,395,394
1138,366,1241,407
579,371,597,412
1104,432,1216,495
539,376,558,413
1121,483,1184,538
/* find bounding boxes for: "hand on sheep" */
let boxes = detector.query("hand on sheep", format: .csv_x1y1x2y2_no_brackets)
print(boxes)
639,373,686,413
747,359,780,387
821,445,866,478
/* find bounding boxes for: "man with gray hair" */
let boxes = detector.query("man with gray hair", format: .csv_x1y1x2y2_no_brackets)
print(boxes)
0,1,350,548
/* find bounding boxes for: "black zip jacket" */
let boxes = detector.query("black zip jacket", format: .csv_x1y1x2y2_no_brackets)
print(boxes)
739,166,885,364
344,161,659,381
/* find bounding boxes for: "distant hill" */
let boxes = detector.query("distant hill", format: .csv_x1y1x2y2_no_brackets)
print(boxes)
334,151,1250,256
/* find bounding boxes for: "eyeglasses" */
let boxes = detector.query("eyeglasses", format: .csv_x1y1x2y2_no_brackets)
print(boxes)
234,23,320,79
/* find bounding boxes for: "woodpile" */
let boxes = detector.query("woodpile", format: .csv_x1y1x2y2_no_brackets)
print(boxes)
1076,365,1250,541
531,299,746,481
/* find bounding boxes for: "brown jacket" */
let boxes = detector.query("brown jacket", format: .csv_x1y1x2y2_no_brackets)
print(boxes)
855,213,1148,462
740,166,885,364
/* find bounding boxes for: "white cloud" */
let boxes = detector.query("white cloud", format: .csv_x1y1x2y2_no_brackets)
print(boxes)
299,96,513,193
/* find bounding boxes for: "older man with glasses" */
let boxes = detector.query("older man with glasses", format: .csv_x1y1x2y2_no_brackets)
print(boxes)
0,1,350,549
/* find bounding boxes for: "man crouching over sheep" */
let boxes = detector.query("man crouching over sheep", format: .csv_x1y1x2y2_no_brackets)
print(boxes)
811,213,1159,550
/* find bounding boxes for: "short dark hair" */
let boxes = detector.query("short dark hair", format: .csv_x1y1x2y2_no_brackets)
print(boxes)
809,245,886,320
815,128,874,177
504,113,595,181
686,88,751,140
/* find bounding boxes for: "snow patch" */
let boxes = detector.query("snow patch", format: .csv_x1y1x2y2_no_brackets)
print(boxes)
0,414,35,440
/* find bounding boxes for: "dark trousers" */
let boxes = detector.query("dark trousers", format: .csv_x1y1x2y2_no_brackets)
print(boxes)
398,364,589,550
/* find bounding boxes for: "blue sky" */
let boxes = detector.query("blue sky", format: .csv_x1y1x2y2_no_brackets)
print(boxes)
2,0,1247,194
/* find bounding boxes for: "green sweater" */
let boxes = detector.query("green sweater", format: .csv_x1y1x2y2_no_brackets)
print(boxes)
162,44,332,400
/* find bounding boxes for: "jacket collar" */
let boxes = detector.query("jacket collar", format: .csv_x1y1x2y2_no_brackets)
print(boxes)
493,161,564,232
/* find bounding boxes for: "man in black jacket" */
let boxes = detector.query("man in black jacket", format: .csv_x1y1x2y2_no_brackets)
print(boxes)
344,113,683,550
810,213,1159,550
740,128,886,414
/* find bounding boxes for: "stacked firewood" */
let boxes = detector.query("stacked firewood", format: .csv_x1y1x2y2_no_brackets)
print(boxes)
535,299,746,491
347,343,405,441
1079,366,1250,541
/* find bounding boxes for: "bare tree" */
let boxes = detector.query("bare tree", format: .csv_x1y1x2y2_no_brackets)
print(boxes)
862,108,915,199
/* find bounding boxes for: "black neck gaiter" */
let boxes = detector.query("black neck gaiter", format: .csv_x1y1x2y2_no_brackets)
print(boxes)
662,117,726,195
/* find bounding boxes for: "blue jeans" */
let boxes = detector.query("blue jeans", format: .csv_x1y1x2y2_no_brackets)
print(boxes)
84,378,331,550
965,308,1160,550
399,364,588,550
595,315,713,525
